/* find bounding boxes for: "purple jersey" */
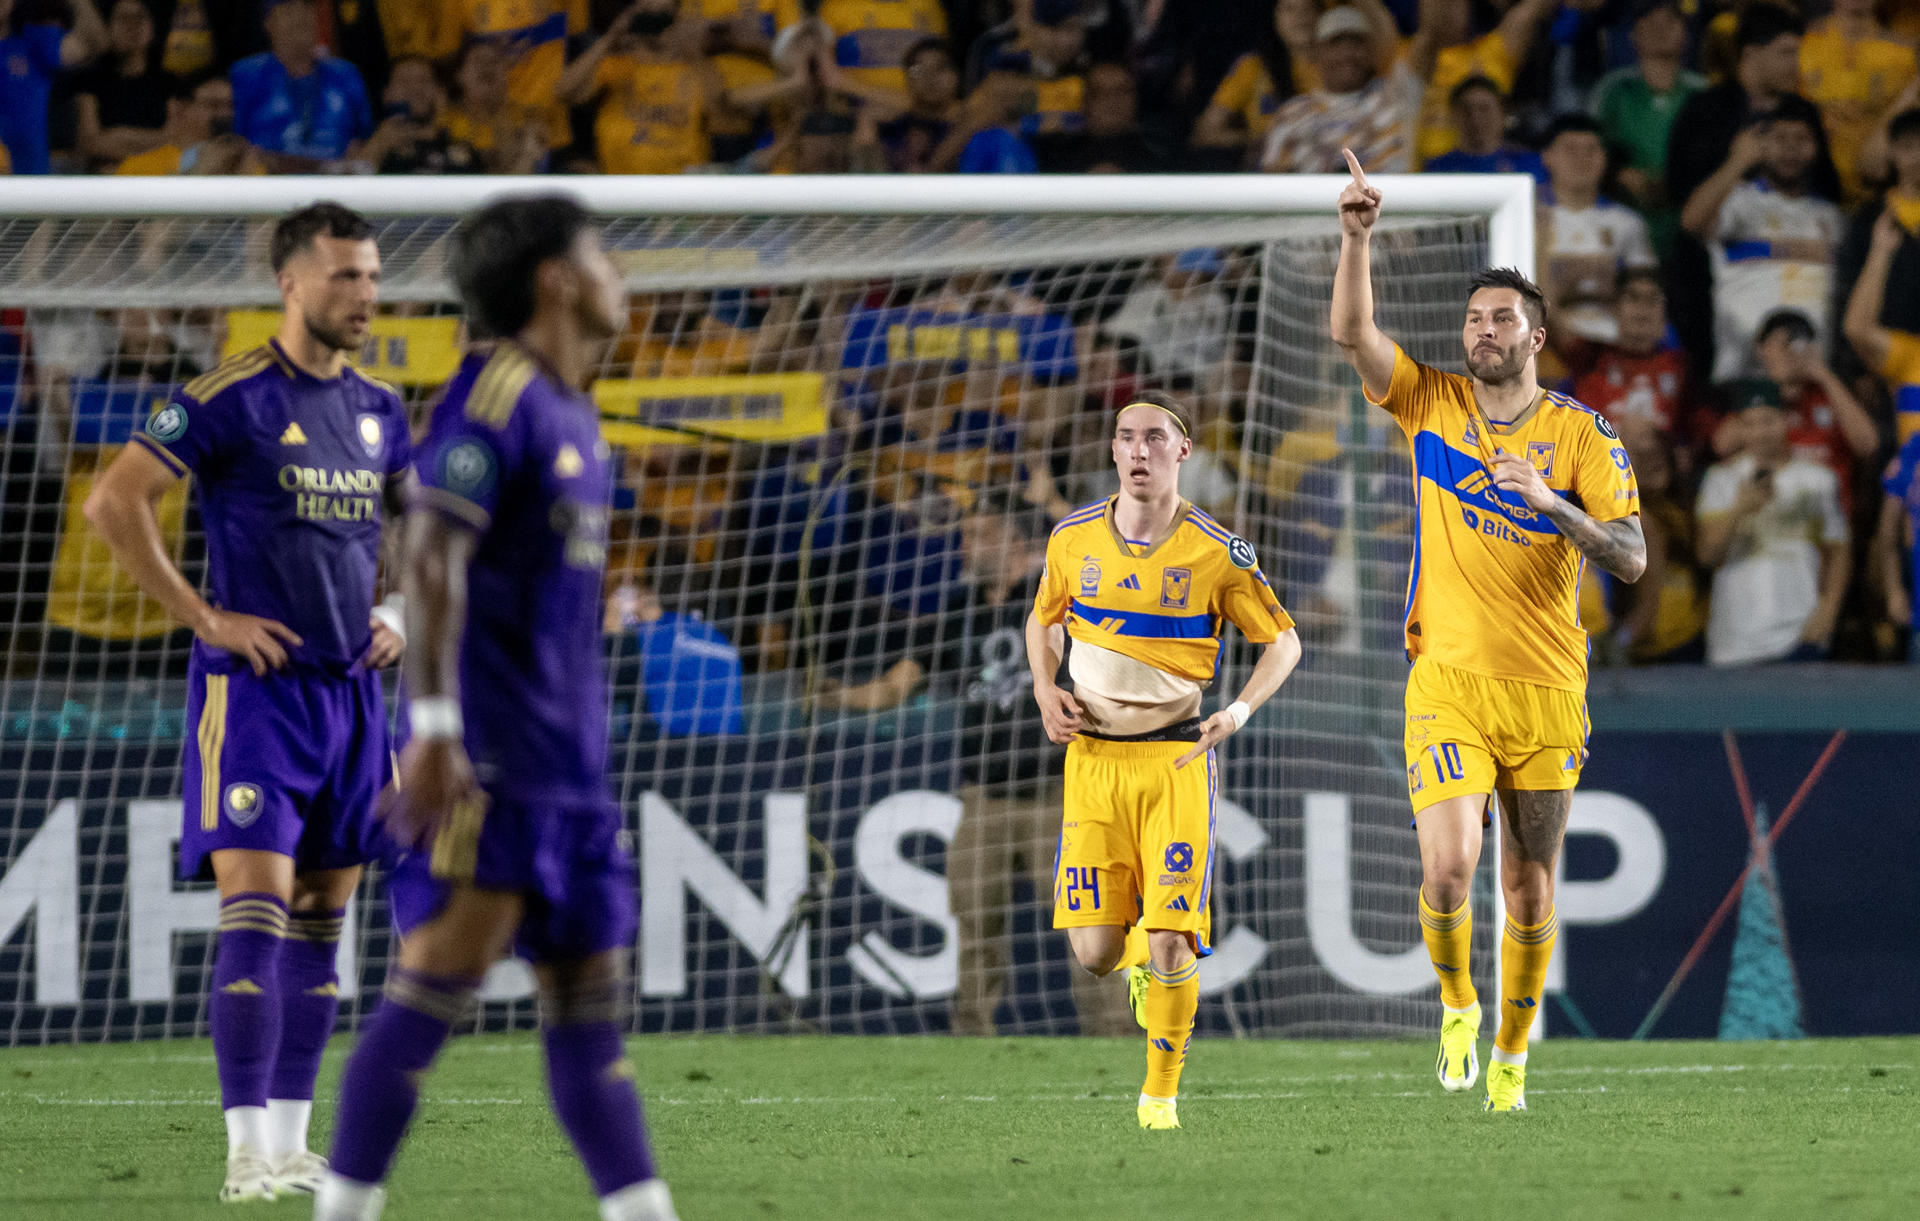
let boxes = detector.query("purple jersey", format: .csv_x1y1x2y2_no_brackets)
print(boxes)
134,341,411,669
413,343,613,799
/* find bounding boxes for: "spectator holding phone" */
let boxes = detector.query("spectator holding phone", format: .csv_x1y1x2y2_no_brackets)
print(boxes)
1844,205,1920,449
1745,308,1878,513
1697,382,1851,665
361,56,485,175
1683,102,1844,386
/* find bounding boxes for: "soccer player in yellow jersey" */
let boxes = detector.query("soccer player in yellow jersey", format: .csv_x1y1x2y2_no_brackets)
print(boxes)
1331,151,1647,1113
1028,391,1302,1132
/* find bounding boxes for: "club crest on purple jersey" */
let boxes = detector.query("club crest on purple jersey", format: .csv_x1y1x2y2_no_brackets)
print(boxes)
224,782,263,828
357,413,384,460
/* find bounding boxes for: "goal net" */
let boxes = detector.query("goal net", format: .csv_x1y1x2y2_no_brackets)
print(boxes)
0,175,1533,1043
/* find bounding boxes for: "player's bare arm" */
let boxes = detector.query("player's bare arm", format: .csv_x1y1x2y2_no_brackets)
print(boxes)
83,442,302,675
1174,627,1302,769
362,469,418,670
382,510,483,850
1488,448,1647,582
1330,148,1397,399
1025,608,1082,744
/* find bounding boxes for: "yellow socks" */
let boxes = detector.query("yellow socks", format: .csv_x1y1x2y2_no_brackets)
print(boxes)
1495,908,1557,1055
1118,926,1149,972
1419,890,1477,1011
1142,958,1199,1099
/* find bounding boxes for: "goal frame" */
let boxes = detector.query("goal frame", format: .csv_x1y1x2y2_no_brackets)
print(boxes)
0,172,1536,1037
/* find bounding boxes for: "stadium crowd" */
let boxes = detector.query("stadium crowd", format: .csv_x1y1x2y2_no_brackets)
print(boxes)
2,0,1919,674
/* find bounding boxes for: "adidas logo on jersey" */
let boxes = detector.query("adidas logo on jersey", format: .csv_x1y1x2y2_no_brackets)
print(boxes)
1455,467,1491,495
279,422,308,445
1165,895,1190,912
1117,574,1141,590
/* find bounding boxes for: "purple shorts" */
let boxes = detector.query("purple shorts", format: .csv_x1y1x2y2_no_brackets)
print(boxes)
387,787,637,963
178,652,393,880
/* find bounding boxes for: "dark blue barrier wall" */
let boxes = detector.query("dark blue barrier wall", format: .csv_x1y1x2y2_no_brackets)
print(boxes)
1573,731,1920,1038
4,695,1916,1042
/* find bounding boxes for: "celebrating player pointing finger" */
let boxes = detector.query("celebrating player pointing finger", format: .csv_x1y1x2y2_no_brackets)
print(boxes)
1331,148,1645,1113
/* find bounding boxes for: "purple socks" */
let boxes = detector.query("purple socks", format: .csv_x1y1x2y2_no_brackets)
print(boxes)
330,967,660,1200
327,967,476,1185
272,907,345,1104
211,893,287,1112
543,1020,657,1196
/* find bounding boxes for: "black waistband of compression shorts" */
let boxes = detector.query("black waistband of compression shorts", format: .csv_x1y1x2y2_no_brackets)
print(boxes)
1082,717,1204,744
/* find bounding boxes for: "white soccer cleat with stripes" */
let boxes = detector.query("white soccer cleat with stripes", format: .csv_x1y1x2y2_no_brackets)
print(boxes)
270,1149,329,1195
219,1148,278,1203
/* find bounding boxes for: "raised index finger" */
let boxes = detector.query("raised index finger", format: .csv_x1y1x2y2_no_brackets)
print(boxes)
1342,148,1369,188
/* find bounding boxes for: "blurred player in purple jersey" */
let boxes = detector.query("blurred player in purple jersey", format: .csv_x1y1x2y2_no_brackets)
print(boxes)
314,195,677,1221
84,202,413,1202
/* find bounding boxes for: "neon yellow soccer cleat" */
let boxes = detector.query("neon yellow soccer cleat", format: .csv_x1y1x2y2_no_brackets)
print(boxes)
1484,1061,1527,1112
1127,965,1149,1030
1437,1001,1481,1093
1137,1098,1181,1130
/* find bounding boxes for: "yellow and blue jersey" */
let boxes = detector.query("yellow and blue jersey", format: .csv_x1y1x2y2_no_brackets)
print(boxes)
591,55,713,174
1879,330,1920,446
1368,344,1640,693
777,0,945,95
1034,497,1292,682
432,0,585,144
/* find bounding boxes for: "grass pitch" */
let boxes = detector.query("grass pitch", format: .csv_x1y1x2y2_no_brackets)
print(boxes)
2,1034,1914,1220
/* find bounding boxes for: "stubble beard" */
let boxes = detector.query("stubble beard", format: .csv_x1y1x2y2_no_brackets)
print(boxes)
1469,344,1529,386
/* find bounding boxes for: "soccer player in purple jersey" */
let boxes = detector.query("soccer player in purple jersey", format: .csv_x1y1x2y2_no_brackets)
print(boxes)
84,202,413,1202
313,195,677,1221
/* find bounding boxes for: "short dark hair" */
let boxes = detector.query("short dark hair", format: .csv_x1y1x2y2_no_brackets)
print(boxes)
1616,265,1664,296
1888,107,1920,145
1760,95,1822,136
901,36,953,74
1467,267,1547,330
1755,308,1816,346
1543,113,1605,147
269,201,374,273
1116,388,1192,438
166,69,217,103
1737,4,1804,52
450,193,594,339
1449,74,1503,108
969,487,1050,541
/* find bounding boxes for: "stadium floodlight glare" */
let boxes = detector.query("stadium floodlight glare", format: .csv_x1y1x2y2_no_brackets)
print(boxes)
0,174,1531,1044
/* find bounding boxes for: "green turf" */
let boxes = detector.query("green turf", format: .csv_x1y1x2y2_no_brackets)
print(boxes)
2,1034,1915,1219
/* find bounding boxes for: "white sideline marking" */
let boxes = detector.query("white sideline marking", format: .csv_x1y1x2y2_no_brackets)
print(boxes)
24,1094,527,1106
33,1081,1892,1108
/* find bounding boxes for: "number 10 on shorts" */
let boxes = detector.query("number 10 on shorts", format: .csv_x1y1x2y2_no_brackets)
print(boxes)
1425,743,1465,785
1063,866,1102,912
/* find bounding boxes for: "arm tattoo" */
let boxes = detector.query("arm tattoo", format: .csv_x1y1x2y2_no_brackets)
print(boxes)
1540,499,1646,582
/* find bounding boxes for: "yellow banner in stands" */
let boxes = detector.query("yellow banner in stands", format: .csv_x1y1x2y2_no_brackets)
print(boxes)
223,312,462,386
594,372,827,448
612,248,762,277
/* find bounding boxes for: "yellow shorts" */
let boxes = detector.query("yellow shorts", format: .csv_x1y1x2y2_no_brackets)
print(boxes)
1052,736,1214,952
1404,657,1589,815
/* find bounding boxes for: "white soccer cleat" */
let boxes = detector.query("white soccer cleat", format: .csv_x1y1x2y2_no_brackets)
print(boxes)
599,1178,680,1221
313,1170,388,1220
270,1148,329,1195
219,1147,278,1203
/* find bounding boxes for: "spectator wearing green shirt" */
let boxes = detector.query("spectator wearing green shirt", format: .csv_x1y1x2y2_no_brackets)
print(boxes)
1590,0,1705,261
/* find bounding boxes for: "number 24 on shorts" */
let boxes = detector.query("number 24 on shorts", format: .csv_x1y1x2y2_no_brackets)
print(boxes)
1062,865,1101,912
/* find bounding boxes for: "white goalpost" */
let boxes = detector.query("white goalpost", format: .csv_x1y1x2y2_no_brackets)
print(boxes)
0,173,1534,1043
